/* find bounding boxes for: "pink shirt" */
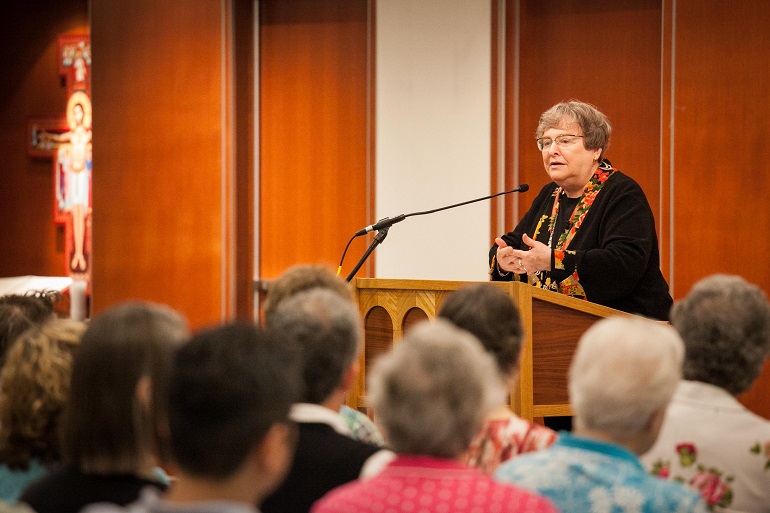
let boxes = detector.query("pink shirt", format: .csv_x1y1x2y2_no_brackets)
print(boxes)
311,454,558,513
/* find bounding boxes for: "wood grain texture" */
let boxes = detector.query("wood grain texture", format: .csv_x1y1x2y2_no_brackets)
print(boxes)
671,0,770,297
355,278,631,421
358,305,392,408
672,0,770,418
510,1,663,238
671,0,770,419
402,307,429,335
233,0,256,320
259,0,372,280
90,0,234,327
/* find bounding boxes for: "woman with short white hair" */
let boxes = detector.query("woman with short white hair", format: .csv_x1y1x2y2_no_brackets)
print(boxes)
312,320,558,513
496,316,708,513
569,317,683,448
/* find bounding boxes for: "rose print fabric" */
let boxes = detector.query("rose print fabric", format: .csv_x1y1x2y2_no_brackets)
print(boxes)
642,380,770,512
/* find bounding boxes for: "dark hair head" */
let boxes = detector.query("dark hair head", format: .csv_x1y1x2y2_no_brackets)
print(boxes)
0,291,57,323
0,292,58,366
271,288,361,404
168,322,300,478
438,284,523,376
61,302,188,473
263,265,353,328
671,274,770,395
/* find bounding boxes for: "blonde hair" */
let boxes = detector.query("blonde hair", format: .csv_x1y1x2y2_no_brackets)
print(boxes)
0,319,85,469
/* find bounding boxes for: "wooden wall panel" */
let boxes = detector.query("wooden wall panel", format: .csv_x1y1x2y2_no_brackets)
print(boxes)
672,0,770,298
259,0,372,280
511,1,663,237
234,0,256,319
672,0,770,418
0,1,88,278
91,0,240,327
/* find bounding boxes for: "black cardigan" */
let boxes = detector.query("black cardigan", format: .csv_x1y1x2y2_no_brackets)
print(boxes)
489,169,673,320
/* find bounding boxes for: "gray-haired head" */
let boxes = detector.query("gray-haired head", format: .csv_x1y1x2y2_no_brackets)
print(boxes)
263,264,353,329
671,274,770,395
569,316,683,440
368,319,505,458
536,100,612,160
271,287,362,404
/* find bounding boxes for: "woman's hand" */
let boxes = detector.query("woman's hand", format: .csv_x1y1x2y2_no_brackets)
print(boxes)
495,238,528,274
496,234,551,275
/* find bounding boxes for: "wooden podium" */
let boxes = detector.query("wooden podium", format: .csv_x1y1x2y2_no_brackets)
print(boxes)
351,278,633,421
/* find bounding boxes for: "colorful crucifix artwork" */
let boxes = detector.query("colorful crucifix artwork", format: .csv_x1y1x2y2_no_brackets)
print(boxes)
28,34,92,281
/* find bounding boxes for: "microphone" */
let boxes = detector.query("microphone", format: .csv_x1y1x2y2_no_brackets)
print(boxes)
354,214,406,237
352,183,529,237
339,183,529,281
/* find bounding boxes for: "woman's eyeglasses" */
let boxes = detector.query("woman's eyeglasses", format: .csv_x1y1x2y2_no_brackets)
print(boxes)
536,134,584,151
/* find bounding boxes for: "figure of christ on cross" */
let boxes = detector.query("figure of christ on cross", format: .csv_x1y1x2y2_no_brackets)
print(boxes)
41,91,92,275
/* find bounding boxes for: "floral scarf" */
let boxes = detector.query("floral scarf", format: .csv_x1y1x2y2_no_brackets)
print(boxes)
530,160,616,297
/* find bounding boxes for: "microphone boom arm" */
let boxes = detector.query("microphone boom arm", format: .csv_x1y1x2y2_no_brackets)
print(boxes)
341,184,529,281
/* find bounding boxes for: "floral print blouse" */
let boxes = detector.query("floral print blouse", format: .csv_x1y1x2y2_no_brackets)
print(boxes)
462,416,557,475
641,380,770,512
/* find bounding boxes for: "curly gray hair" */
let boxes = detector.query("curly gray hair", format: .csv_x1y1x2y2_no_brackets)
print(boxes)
271,287,362,404
671,274,770,395
536,100,612,160
368,319,505,458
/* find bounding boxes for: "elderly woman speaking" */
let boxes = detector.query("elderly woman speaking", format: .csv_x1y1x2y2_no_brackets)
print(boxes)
490,100,672,320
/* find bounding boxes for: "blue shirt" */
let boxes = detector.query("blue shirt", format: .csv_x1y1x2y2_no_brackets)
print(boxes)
494,432,708,513
0,459,49,502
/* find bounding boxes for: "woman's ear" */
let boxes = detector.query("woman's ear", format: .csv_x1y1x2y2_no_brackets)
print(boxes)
136,375,152,409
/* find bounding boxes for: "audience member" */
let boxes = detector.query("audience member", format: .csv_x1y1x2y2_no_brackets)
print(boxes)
20,302,188,513
83,322,301,513
263,264,384,447
261,288,393,513
495,316,708,513
312,320,558,513
262,264,353,329
641,274,770,512
438,283,556,473
0,319,85,502
0,291,58,366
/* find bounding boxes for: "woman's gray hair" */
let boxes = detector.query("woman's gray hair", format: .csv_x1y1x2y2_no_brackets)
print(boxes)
671,274,770,395
569,316,683,439
536,100,612,159
368,319,505,458
271,287,362,404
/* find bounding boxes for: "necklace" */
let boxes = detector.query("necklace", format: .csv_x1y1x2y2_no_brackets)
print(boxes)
533,160,616,292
